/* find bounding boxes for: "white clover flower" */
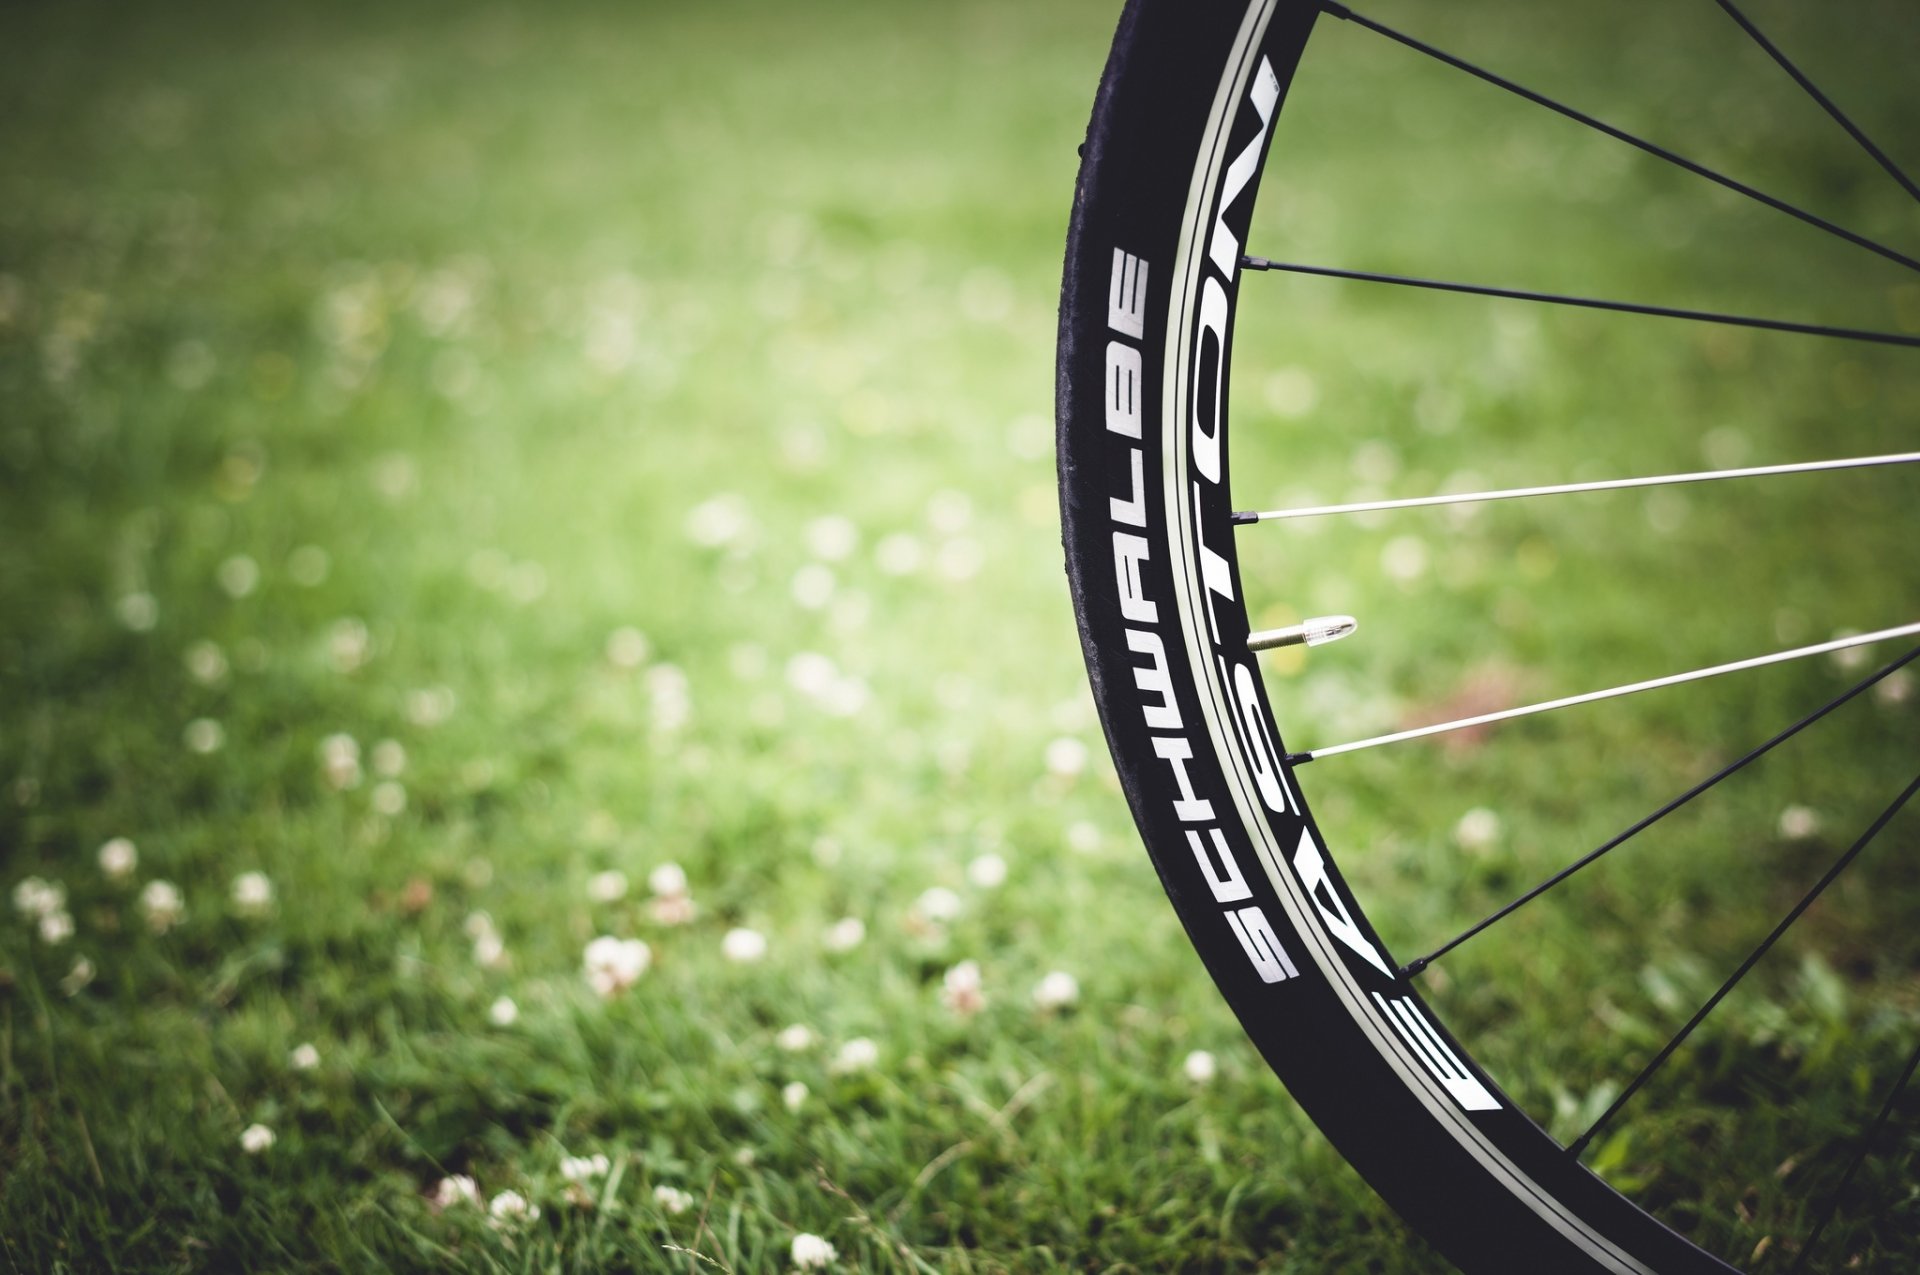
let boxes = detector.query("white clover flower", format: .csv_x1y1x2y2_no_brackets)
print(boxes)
805,515,858,561
13,876,65,919
645,664,692,732
1032,970,1080,1012
914,886,963,923
60,956,96,997
966,853,1008,890
183,718,225,754
782,1081,809,1114
329,617,371,673
240,1123,276,1154
232,871,274,916
791,1233,838,1270
472,930,508,970
184,639,228,685
653,1184,694,1215
1184,1049,1218,1084
822,916,865,953
587,869,629,903
649,894,697,926
647,861,689,899
370,781,407,817
830,1037,879,1075
431,1174,480,1209
1778,805,1821,840
1453,808,1502,852
685,494,751,547
791,563,835,611
1044,736,1089,777
39,911,75,945
487,1189,538,1228
584,935,651,997
116,591,159,632
941,960,986,1016
463,910,496,939
875,532,924,576
141,879,184,933
488,996,520,1027
776,1023,817,1053
290,1043,321,1070
371,738,407,777
722,927,768,963
1066,821,1102,855
605,626,651,670
405,685,457,728
217,554,261,599
98,837,138,881
560,1153,610,1183
319,733,362,790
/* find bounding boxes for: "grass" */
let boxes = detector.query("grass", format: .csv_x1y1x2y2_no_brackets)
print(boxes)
2,0,1917,1270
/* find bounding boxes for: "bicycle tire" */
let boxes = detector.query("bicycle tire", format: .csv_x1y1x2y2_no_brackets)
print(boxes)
1055,2,1743,1269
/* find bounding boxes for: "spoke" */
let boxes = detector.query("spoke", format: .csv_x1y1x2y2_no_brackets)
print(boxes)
1789,1034,1920,1274
1238,259,1920,349
1289,623,1920,763
1713,0,1920,209
1316,0,1920,276
1399,647,1920,978
1234,451,1920,524
1569,770,1920,1158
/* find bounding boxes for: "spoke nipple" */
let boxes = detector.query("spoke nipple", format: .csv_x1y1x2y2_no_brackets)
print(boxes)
1229,510,1258,525
1284,751,1314,767
1248,615,1357,652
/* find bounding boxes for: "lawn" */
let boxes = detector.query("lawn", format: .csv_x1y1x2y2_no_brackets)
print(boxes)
2,0,1917,1271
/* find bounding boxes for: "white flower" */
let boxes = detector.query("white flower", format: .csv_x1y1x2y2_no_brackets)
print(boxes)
370,781,407,817
649,894,697,926
116,591,159,631
722,927,768,963
605,626,651,670
914,886,963,923
431,1175,480,1209
685,494,751,547
464,911,497,939
290,1043,321,1070
941,960,986,1016
587,870,629,903
822,916,865,953
790,1233,838,1270
1779,805,1821,840
38,911,75,945
183,718,225,754
240,1123,276,1154
1032,970,1080,1011
648,862,689,898
232,871,274,916
791,563,836,611
13,876,65,919
782,1081,809,1114
1453,808,1502,852
560,1153,610,1183
1184,1049,1218,1084
875,532,924,576
488,996,519,1027
583,935,651,997
217,554,261,599
328,617,371,673
776,1023,817,1052
473,930,508,970
319,733,362,790
966,853,1008,890
98,837,138,881
59,956,96,997
1065,821,1102,855
830,1037,879,1075
653,1184,694,1215
1044,736,1089,778
141,880,185,933
806,515,858,561
487,1189,538,1228
184,640,228,685
371,739,407,777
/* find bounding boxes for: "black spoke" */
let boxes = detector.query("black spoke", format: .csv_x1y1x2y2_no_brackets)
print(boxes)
1569,770,1920,1159
1401,648,1920,979
1789,1034,1920,1274
1241,258,1920,348
1713,0,1920,209
1316,0,1920,277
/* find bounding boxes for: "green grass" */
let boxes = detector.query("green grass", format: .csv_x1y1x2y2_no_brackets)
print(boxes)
2,0,1917,1270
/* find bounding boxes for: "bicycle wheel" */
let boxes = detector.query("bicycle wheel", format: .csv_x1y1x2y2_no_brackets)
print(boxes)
1056,1,1917,1270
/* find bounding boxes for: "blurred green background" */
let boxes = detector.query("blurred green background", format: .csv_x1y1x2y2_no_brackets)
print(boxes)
2,0,1916,1270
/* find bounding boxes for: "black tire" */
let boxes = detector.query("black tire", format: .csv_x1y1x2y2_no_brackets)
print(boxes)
1054,2,1738,1270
